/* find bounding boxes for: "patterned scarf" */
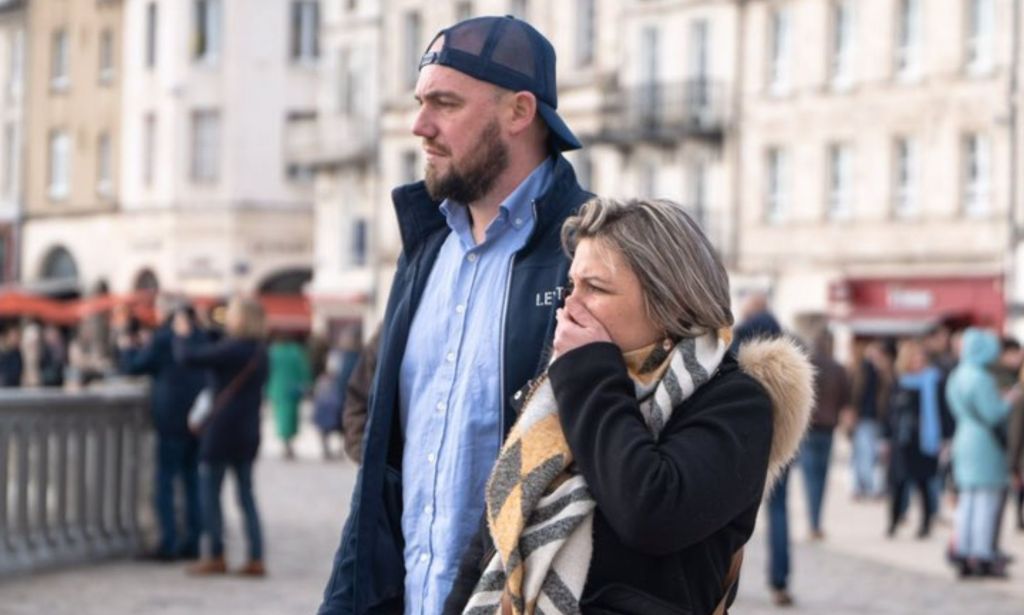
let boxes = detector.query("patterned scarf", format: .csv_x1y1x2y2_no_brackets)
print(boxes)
463,331,730,615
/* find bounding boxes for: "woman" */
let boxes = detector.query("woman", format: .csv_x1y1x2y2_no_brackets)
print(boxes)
850,340,893,499
174,297,269,577
444,198,813,615
267,334,311,459
883,339,948,539
946,328,1023,577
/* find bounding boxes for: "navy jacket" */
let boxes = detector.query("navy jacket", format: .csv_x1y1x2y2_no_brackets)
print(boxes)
318,155,591,614
175,337,269,464
120,323,206,439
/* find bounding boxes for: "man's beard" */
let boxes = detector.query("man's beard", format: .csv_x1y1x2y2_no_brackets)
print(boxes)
424,120,509,204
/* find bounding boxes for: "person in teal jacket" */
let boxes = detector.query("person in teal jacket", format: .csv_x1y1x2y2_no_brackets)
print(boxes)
267,335,312,459
946,327,1023,577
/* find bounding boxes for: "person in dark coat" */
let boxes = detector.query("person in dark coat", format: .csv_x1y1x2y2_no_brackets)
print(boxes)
444,198,813,615
884,338,953,539
799,329,852,540
0,326,24,387
119,300,206,560
39,324,67,387
312,334,360,460
339,326,380,464
174,297,269,577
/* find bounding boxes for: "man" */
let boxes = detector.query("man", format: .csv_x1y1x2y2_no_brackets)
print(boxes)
0,326,23,387
731,292,793,606
119,297,207,561
317,16,591,615
992,337,1024,551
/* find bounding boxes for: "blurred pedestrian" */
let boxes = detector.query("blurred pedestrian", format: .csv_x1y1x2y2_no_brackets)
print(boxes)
340,326,380,465
119,297,206,561
0,326,24,387
267,333,311,460
850,340,893,499
20,321,41,387
174,297,269,577
884,339,945,539
946,328,1023,577
39,324,67,387
730,291,794,606
312,329,361,460
991,337,1024,547
799,328,851,540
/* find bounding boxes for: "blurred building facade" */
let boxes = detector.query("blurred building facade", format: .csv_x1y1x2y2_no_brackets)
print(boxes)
0,1,24,286
12,0,319,301
311,0,1024,346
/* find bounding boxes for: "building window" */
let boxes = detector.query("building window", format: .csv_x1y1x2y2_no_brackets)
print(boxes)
965,0,994,74
48,130,71,200
6,29,23,102
576,0,595,67
767,7,791,95
830,1,854,89
352,217,368,266
99,29,114,83
194,0,222,64
337,48,353,114
286,163,314,184
3,122,14,197
291,1,320,63
573,151,593,192
893,137,919,218
895,0,921,80
403,11,422,89
765,147,789,223
455,1,473,21
143,113,156,187
826,143,853,219
510,0,528,19
97,132,112,196
638,26,660,121
190,110,221,183
402,149,419,184
146,2,158,68
963,133,991,216
688,19,711,113
51,29,69,91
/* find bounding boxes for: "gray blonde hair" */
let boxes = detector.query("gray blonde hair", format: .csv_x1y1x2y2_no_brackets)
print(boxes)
561,197,733,339
227,296,266,340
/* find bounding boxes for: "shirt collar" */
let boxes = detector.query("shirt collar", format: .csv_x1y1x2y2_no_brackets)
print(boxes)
439,157,554,248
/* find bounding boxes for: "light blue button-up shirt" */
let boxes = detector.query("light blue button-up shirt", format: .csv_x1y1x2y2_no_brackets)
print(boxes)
398,159,553,615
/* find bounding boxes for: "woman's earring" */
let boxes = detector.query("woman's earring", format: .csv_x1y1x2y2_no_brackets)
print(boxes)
662,337,673,351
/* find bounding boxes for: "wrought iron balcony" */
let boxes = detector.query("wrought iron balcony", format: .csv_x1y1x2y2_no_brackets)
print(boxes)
592,79,729,146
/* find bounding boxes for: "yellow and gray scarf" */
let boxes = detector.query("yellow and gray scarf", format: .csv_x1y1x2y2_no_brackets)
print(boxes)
463,331,730,615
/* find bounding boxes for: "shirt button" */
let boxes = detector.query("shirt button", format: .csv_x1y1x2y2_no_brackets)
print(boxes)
427,453,436,464
419,553,429,563
466,253,478,262
436,402,446,412
424,504,433,514
514,217,523,227
455,304,465,314
446,352,455,363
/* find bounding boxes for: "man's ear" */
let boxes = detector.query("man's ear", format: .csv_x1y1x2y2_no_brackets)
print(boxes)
506,91,539,136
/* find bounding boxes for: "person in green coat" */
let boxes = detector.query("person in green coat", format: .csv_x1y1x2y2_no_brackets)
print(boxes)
946,327,1023,577
267,335,312,459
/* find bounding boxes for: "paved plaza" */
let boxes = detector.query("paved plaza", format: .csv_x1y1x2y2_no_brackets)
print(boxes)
2,422,1023,614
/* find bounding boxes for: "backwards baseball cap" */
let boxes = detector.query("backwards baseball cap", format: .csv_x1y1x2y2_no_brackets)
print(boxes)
419,15,582,152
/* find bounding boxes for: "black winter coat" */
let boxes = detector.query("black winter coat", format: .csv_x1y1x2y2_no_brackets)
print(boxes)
120,323,206,438
445,343,774,615
175,337,268,464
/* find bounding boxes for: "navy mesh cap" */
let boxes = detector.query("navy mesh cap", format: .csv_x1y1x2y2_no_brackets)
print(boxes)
419,15,581,152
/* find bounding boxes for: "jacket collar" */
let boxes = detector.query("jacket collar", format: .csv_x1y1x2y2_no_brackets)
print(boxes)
390,154,586,254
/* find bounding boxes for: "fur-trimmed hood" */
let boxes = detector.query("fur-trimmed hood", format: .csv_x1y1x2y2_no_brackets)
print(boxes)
736,336,815,491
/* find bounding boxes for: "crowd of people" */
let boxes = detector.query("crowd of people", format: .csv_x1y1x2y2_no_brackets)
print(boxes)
738,295,1024,606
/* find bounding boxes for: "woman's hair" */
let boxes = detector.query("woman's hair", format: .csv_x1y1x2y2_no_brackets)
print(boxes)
561,197,733,339
227,296,266,340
